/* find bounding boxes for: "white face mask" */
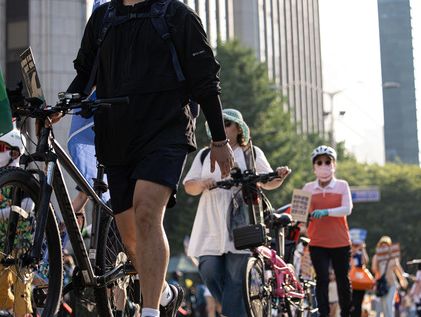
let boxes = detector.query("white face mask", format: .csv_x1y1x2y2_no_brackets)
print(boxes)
0,151,12,167
0,151,18,167
314,164,335,182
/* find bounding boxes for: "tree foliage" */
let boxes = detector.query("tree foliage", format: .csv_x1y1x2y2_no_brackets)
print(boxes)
338,162,421,268
165,41,421,270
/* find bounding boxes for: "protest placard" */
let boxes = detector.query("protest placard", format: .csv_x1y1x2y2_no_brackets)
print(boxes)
20,47,45,101
375,243,400,262
290,189,312,223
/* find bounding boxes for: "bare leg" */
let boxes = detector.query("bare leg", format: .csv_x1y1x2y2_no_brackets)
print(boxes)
115,181,171,308
133,180,171,309
114,209,138,311
205,296,217,317
71,191,89,229
115,208,138,265
216,301,222,315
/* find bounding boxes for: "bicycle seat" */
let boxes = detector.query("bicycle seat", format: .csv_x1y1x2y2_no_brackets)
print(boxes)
271,213,292,228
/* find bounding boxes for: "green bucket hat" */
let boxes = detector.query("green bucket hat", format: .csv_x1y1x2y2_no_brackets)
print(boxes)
206,108,250,144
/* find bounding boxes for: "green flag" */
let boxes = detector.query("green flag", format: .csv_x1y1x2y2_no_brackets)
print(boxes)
0,68,13,137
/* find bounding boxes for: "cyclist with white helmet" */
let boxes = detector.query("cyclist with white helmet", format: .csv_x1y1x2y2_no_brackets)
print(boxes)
0,127,34,317
302,145,353,317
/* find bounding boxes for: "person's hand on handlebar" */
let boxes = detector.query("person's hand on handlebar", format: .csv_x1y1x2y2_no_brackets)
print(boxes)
276,166,291,179
184,178,217,196
259,166,291,190
48,112,63,125
201,178,217,191
210,140,235,178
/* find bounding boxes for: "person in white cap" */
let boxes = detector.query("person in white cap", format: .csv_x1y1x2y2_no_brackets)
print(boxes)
302,145,353,317
0,128,34,317
0,128,25,168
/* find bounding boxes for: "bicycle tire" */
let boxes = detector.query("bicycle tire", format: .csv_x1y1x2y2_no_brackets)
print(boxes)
94,213,140,317
243,256,271,317
0,167,63,317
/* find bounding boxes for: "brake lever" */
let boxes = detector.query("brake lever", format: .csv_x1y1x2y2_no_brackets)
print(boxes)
76,107,94,119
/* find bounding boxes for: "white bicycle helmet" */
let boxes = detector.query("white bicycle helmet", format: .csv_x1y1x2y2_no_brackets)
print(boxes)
311,145,337,163
0,128,26,154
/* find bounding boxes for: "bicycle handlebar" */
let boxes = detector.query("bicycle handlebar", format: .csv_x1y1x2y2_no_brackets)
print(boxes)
92,97,130,106
213,168,279,190
10,90,130,119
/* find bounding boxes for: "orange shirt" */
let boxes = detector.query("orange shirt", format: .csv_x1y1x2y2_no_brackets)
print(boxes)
303,178,352,248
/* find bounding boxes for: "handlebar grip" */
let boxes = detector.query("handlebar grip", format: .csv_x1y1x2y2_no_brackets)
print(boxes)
213,180,235,189
95,97,130,105
268,171,279,178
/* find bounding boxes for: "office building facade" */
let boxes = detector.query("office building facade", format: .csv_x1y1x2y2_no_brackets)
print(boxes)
183,0,325,135
1,0,325,137
378,0,419,165
1,0,86,149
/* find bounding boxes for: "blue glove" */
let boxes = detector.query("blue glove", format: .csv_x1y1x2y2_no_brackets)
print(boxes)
312,209,329,219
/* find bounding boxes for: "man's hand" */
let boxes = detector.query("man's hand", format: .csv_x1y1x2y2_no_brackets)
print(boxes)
210,141,234,178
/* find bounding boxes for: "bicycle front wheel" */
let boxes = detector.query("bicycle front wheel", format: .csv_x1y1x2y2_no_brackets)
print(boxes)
94,213,140,317
0,167,63,317
243,256,272,317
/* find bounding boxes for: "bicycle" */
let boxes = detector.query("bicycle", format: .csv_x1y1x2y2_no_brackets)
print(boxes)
0,86,139,317
213,167,318,317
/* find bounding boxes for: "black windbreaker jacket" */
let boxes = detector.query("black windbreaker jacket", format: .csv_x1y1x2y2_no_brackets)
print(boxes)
68,0,222,165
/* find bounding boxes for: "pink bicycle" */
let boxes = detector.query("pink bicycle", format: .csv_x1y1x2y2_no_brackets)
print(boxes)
215,168,318,317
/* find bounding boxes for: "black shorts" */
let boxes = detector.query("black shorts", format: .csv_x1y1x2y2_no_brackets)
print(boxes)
105,145,188,214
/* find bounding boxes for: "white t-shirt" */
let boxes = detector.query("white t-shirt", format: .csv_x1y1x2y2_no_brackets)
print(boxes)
183,146,273,257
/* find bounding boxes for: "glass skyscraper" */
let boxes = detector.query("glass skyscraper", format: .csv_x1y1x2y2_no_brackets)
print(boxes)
378,0,419,164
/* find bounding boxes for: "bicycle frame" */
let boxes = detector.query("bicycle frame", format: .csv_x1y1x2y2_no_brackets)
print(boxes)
23,125,129,288
239,173,305,303
256,246,304,300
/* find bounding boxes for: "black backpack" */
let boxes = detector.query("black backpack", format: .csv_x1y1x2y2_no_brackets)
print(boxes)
84,0,199,115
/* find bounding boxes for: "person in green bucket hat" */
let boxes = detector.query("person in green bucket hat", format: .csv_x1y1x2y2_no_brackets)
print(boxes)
205,108,251,145
183,108,291,317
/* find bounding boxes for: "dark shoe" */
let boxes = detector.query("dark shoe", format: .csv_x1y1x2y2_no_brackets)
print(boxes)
159,284,184,317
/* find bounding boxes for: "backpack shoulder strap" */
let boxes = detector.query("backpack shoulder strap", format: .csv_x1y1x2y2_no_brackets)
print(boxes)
243,145,257,172
200,147,211,165
97,3,116,46
150,0,186,82
83,3,115,95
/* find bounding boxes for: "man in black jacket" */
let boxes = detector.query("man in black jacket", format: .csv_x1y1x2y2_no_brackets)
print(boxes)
67,0,234,316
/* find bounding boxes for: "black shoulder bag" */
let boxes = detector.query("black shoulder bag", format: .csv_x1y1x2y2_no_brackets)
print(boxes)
375,257,391,297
